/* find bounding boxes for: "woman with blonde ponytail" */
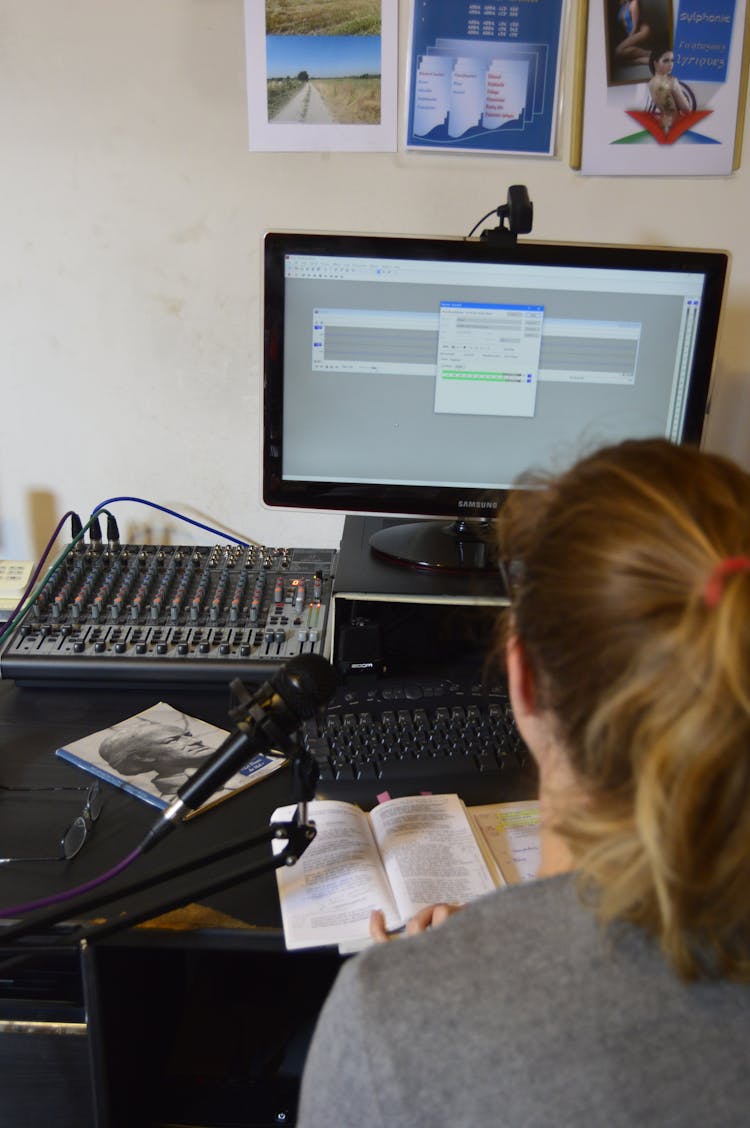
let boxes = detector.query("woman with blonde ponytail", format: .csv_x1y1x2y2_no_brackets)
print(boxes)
298,438,750,1128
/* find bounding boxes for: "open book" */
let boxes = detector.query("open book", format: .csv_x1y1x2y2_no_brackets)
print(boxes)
272,793,540,951
56,701,286,817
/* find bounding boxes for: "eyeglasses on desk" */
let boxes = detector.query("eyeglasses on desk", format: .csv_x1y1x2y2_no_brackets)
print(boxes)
0,781,103,863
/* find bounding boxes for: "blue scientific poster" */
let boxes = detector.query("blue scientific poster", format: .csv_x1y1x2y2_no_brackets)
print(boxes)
406,0,566,155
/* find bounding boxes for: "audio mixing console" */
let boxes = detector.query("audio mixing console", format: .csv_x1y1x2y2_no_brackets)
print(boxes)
0,541,337,687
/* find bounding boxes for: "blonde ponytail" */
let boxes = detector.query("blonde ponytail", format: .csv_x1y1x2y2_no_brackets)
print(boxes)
497,439,750,980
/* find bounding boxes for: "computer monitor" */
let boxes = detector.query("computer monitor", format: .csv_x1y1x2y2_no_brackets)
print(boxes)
262,230,728,571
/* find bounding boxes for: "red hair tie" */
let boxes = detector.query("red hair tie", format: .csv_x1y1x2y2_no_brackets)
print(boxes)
703,556,750,609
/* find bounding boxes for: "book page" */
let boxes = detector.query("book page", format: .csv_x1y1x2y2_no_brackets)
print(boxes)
370,794,497,921
272,801,401,950
468,800,541,885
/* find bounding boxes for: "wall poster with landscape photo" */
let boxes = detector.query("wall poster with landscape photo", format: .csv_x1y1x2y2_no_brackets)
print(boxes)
244,0,398,151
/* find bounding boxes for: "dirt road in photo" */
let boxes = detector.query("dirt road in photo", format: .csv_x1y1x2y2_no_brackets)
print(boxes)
271,82,335,123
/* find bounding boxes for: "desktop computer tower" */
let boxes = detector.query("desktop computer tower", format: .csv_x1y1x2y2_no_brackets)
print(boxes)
330,516,508,685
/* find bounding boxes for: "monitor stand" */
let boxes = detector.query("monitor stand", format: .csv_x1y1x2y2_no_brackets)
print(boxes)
368,518,496,573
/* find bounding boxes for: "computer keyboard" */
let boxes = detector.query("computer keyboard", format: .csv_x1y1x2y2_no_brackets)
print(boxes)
303,674,537,809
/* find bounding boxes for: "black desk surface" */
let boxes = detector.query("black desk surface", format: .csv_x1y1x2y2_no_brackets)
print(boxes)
0,676,296,949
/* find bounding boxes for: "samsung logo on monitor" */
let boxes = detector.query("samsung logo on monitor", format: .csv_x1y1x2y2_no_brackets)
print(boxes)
458,500,497,511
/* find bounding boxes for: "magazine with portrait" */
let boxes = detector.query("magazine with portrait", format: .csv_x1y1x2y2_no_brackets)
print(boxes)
56,701,286,816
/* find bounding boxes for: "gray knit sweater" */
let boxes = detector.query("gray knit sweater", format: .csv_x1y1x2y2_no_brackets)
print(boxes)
297,874,750,1127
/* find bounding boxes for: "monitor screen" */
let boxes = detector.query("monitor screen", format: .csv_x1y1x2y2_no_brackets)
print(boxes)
263,231,727,569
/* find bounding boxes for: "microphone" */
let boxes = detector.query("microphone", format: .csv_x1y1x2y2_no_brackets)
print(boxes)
140,653,338,852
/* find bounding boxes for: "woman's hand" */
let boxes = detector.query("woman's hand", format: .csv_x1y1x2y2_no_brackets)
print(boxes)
369,903,464,943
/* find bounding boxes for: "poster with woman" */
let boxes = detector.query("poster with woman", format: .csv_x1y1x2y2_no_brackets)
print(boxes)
577,0,749,175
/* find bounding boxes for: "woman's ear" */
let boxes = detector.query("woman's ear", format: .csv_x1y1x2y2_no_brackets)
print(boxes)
506,632,546,768
506,633,537,722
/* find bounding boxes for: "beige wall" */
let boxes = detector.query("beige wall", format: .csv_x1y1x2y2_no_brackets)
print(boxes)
2,0,749,560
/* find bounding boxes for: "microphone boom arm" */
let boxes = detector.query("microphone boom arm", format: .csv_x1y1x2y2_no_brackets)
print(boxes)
0,814,318,951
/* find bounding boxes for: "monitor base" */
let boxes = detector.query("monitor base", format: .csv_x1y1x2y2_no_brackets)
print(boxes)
368,519,497,573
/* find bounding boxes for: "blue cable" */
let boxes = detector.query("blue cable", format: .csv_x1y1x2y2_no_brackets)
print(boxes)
91,496,252,547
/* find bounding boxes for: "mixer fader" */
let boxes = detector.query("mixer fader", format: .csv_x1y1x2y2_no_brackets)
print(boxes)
0,541,337,686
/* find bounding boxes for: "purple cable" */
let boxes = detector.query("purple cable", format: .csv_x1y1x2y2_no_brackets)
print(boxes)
0,510,78,639
0,844,143,918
